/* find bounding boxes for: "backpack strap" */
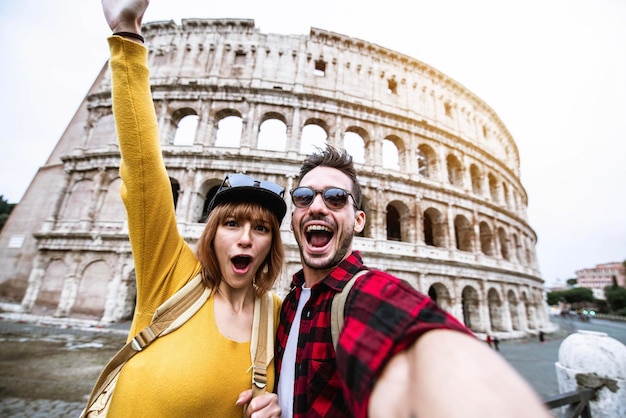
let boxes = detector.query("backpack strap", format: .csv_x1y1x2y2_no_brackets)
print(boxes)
250,291,274,398
83,273,210,415
331,270,368,351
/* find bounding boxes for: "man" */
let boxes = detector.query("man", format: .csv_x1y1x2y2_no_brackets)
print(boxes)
274,145,550,417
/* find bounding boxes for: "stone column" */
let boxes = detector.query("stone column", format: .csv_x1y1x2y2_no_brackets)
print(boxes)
555,331,626,418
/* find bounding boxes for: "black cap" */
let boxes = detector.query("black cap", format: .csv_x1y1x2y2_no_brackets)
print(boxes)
207,173,287,224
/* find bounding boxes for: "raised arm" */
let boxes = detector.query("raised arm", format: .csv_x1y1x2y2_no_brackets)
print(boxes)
369,329,552,418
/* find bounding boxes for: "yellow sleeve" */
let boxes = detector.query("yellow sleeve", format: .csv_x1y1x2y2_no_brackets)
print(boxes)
108,36,201,336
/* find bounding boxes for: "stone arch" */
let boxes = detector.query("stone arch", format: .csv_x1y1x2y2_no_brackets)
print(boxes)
454,214,473,251
446,154,464,187
488,172,500,202
520,291,536,330
60,179,94,221
498,226,510,260
385,200,410,242
257,112,288,151
487,287,505,331
98,177,126,222
168,107,198,145
173,114,198,146
170,177,181,209
479,221,495,256
502,182,511,209
507,289,521,331
74,260,111,317
417,143,437,179
511,233,522,264
382,137,400,170
343,128,366,164
89,113,117,150
423,207,446,247
461,285,481,332
215,110,243,147
196,177,223,223
300,119,328,154
33,258,67,316
427,282,452,311
470,163,482,195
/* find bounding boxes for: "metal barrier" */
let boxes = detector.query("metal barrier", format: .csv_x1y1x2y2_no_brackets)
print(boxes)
543,388,595,418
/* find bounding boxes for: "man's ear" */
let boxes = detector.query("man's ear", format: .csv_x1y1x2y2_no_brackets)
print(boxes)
354,209,366,234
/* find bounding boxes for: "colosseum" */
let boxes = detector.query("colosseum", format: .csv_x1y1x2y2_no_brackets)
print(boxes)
0,18,552,338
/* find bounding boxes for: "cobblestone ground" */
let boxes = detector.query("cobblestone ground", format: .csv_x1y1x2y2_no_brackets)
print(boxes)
0,313,128,418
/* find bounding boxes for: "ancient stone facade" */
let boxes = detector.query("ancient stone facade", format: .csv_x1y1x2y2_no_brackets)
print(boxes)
0,19,551,336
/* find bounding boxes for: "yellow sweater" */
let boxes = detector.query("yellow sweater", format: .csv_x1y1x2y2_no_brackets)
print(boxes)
106,36,280,417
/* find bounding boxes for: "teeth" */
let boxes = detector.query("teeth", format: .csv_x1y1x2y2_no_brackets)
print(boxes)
306,225,331,233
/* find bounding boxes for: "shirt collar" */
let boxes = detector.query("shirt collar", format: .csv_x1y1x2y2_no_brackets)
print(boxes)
291,250,365,291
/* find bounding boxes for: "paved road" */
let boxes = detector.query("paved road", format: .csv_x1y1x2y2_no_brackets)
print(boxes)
0,313,624,417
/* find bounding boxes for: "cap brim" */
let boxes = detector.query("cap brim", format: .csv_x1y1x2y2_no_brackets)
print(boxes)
208,186,287,224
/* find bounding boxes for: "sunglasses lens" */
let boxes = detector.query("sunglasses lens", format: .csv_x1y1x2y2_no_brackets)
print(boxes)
323,188,349,209
292,187,314,207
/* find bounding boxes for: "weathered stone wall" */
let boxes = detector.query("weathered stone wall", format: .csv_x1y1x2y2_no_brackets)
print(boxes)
0,19,551,336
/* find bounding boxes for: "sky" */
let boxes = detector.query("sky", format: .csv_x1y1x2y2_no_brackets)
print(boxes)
1,0,624,286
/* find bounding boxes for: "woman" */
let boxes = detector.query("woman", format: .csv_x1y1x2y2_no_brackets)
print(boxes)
97,0,284,416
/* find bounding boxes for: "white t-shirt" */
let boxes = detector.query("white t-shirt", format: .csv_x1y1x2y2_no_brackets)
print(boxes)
277,286,311,418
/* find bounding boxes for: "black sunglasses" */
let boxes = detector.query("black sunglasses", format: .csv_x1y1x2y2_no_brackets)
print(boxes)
221,173,284,197
290,186,355,211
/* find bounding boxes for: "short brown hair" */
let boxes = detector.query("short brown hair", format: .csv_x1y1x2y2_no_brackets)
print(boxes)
298,144,363,210
196,201,284,296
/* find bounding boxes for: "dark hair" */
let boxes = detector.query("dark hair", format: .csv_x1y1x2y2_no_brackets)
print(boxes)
298,144,363,210
196,201,284,297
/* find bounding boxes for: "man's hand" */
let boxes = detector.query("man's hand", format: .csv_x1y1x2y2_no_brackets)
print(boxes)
237,390,282,417
101,0,148,34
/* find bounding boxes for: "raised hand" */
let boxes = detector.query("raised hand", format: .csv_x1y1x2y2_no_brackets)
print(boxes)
101,0,149,34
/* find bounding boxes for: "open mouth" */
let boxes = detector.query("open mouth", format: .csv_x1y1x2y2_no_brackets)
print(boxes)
306,225,333,248
231,255,252,271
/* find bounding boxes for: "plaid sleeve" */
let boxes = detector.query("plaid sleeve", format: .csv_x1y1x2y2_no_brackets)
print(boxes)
336,270,473,417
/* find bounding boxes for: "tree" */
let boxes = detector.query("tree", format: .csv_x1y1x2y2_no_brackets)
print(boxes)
605,285,626,314
0,195,16,231
566,278,577,286
546,287,594,306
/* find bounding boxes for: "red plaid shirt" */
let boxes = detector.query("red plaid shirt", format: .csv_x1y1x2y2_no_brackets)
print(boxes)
275,251,473,417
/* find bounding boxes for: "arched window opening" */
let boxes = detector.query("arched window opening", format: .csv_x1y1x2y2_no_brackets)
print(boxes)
170,178,180,209
300,124,327,155
423,208,446,247
508,290,521,331
462,286,481,332
257,118,288,151
173,115,198,146
446,154,463,187
502,182,511,208
343,131,365,164
454,215,473,251
424,213,434,245
382,139,399,170
428,286,438,303
386,205,401,241
498,227,510,260
488,173,499,202
488,288,505,332
479,221,494,256
199,185,220,223
215,115,242,147
470,164,482,195
417,144,436,179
